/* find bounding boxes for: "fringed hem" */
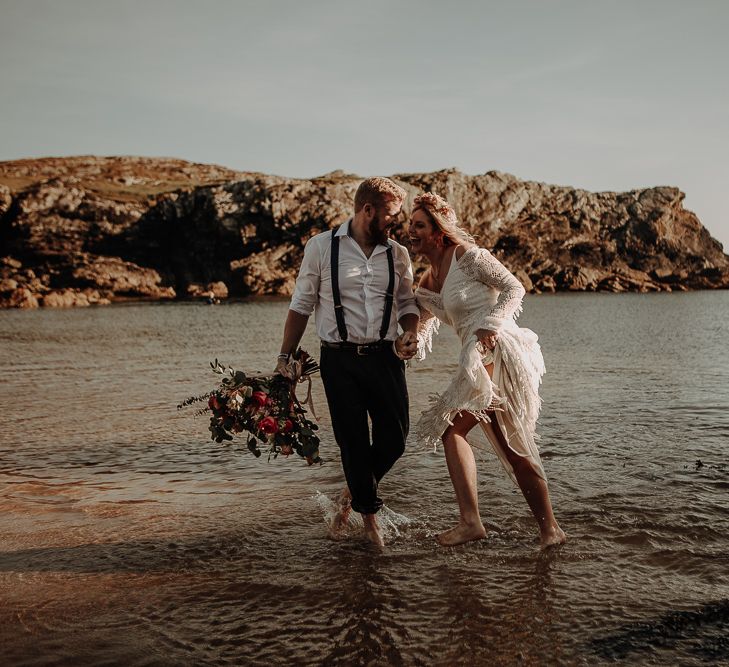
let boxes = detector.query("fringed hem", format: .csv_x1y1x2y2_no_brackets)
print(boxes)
420,408,493,452
416,390,504,453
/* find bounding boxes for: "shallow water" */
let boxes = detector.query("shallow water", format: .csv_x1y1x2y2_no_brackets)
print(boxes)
1,292,728,666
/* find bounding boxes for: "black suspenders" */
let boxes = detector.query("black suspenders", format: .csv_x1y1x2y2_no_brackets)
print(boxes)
330,229,348,342
331,227,395,343
380,246,395,340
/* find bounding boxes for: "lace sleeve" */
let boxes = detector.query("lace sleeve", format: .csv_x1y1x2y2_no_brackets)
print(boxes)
459,247,526,331
415,299,440,361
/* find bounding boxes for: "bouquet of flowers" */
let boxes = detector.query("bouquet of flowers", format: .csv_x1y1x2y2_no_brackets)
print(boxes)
178,348,322,464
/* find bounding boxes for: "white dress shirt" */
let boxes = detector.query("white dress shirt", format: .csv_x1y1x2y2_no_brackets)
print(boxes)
289,220,420,344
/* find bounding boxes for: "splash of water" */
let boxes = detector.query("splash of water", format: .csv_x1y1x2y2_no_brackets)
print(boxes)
314,491,414,541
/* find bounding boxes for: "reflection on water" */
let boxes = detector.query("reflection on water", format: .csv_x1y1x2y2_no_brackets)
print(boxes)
1,292,729,665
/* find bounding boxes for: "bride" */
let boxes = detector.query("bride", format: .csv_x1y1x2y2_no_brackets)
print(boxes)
408,192,566,548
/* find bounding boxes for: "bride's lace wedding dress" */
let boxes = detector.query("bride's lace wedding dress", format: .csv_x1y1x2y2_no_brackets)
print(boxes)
415,246,547,483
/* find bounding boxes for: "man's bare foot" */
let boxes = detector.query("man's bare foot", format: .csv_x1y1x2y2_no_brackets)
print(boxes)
436,521,487,546
540,524,567,548
363,514,384,547
331,505,351,536
330,488,352,536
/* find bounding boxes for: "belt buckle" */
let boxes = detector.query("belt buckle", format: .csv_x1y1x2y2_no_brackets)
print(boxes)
356,344,367,356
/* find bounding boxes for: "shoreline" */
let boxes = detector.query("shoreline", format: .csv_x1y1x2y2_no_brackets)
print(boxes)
3,287,728,311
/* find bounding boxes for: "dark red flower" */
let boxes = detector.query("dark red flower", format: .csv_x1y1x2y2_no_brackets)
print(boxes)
208,395,221,410
258,416,278,434
251,391,268,407
282,419,294,433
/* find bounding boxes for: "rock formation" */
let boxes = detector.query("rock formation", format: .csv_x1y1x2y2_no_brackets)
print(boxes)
1,156,727,308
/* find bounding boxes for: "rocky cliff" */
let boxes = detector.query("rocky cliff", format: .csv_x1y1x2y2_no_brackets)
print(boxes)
1,156,727,308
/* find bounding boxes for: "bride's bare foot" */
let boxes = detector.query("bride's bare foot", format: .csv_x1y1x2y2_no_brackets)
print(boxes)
363,514,384,547
540,524,567,548
436,521,487,546
330,487,352,536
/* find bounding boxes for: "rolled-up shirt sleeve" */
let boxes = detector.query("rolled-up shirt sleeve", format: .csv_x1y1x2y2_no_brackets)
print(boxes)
394,245,420,320
289,236,321,316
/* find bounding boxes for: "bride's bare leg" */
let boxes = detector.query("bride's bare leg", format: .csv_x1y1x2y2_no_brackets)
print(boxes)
438,411,488,546
480,361,565,547
487,416,566,547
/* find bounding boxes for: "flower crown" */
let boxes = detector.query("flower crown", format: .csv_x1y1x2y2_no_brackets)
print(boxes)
413,191,459,225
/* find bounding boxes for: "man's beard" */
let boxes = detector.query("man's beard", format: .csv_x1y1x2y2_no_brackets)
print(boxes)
368,211,389,246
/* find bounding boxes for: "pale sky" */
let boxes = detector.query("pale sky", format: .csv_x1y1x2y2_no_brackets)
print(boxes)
2,0,728,248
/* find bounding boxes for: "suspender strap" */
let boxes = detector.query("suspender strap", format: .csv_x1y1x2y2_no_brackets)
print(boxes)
379,244,395,341
331,228,396,343
330,231,348,342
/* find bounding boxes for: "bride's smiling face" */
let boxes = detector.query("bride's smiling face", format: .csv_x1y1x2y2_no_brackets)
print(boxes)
407,208,440,254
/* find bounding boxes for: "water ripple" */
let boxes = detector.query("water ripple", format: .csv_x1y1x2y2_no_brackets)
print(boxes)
1,293,729,664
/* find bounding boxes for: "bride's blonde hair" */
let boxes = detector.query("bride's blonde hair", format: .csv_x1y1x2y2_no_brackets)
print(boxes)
412,191,475,246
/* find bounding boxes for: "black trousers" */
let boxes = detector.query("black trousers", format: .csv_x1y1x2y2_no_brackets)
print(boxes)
319,345,409,514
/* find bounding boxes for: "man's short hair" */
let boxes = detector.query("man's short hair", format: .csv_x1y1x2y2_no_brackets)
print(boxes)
354,177,407,213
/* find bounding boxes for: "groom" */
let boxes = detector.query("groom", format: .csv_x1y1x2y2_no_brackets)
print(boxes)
275,177,419,546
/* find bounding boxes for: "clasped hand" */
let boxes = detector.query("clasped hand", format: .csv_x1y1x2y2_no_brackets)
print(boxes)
395,331,418,360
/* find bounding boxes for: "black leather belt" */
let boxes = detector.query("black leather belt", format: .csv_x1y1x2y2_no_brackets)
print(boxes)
321,340,392,355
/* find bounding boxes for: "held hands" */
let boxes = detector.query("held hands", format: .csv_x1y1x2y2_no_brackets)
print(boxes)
395,331,418,360
476,328,499,351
